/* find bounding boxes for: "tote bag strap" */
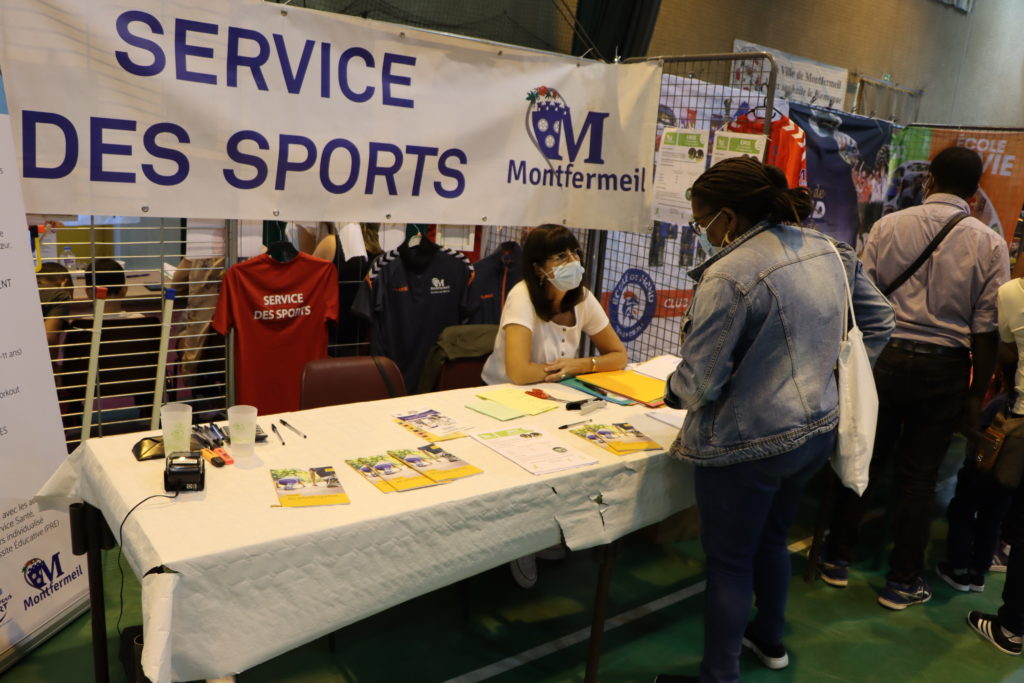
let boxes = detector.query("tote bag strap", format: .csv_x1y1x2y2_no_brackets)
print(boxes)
826,240,855,343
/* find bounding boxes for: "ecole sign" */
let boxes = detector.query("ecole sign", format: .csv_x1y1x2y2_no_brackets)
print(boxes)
0,0,661,231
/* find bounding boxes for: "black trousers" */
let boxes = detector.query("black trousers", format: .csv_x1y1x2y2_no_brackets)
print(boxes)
827,343,971,583
1000,482,1024,633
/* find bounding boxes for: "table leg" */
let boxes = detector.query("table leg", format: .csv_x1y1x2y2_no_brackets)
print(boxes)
584,540,620,683
70,502,114,683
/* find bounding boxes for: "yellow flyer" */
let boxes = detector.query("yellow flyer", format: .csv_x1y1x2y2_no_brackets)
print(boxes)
347,455,443,492
388,444,483,483
270,466,350,507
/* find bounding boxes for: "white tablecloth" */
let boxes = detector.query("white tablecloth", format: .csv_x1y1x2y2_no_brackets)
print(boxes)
39,383,694,682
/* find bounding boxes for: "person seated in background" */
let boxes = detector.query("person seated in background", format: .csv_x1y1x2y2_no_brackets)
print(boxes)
82,258,144,319
36,261,74,351
481,224,626,385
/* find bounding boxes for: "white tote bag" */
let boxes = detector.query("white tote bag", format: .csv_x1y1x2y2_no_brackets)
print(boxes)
828,242,878,496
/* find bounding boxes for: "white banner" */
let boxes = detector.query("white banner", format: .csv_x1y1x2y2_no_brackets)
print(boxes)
0,91,87,666
0,0,661,231
733,39,848,111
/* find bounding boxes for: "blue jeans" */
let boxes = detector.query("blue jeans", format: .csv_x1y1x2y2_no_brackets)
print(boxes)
694,430,834,683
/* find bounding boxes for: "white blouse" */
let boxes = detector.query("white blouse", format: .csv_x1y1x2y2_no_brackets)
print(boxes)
481,281,610,385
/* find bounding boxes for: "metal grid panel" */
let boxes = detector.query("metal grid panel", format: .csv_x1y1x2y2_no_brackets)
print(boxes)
38,218,228,450
592,54,777,363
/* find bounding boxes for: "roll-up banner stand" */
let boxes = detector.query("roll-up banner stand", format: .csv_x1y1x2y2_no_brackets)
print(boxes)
0,77,88,673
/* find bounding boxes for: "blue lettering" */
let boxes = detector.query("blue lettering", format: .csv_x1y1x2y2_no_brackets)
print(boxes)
564,111,608,164
338,47,374,103
381,53,415,108
90,117,136,183
366,142,402,194
435,148,466,198
226,27,269,90
174,19,218,85
142,122,190,186
223,130,269,189
273,35,315,95
320,43,331,99
404,145,437,196
507,159,526,184
22,110,78,179
115,10,165,77
320,138,359,194
275,134,317,190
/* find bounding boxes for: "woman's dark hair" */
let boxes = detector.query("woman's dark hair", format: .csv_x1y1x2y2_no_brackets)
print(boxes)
522,224,585,321
691,156,812,226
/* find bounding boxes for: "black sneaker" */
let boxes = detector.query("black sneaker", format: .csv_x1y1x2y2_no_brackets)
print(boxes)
818,559,849,588
968,571,985,593
877,577,931,610
742,626,789,670
653,675,699,682
967,611,1023,655
936,562,970,592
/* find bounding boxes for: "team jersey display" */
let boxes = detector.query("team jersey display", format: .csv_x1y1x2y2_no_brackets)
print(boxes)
469,242,523,325
353,242,475,389
727,112,807,188
213,253,338,415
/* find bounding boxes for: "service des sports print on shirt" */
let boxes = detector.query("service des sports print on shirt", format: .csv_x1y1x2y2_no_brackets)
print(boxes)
253,293,312,320
0,0,660,230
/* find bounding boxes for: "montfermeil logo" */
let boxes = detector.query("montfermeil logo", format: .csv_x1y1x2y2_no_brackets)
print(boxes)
21,552,83,611
506,86,646,195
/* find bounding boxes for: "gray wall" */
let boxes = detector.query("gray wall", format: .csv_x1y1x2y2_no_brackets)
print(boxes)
648,0,1024,127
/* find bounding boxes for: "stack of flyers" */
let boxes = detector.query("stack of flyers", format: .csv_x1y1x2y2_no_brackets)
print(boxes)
270,466,350,507
393,407,471,441
388,444,483,482
344,455,444,492
569,423,661,455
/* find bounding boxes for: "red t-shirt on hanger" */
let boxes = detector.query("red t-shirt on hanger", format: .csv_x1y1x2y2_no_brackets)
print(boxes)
213,253,338,415
728,113,808,188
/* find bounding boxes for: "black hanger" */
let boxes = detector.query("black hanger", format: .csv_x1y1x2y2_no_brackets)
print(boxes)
267,240,299,263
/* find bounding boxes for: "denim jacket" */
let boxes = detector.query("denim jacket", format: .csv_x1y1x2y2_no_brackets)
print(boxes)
666,220,894,466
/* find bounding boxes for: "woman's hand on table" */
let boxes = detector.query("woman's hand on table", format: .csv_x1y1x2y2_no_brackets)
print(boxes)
543,357,591,383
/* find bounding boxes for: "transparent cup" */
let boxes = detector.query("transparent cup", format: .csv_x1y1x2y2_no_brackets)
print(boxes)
227,405,258,458
160,403,192,454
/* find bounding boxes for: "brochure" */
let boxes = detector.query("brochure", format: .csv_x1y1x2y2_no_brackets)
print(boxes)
472,426,598,475
344,455,442,492
568,423,661,455
393,407,471,441
270,466,350,507
388,444,483,482
345,457,396,493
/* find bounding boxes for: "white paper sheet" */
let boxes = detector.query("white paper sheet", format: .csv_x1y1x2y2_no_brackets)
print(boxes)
633,354,683,381
473,426,598,475
645,409,686,430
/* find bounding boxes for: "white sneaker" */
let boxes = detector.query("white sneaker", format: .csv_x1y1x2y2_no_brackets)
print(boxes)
509,554,538,588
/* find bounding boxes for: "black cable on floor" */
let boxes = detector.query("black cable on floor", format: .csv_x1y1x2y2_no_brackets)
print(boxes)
115,491,180,639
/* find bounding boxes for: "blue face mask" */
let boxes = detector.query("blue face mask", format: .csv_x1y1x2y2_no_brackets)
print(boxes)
546,261,585,291
697,230,722,258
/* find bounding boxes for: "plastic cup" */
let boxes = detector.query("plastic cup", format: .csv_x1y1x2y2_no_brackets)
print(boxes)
160,403,192,454
227,405,258,458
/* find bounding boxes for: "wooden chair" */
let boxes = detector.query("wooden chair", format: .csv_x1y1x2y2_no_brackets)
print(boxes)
299,356,406,409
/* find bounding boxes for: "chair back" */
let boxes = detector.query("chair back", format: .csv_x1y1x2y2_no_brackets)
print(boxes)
300,356,407,409
436,356,489,391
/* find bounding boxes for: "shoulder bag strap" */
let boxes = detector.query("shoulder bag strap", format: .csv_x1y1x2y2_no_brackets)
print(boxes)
826,240,854,341
882,212,967,296
371,355,398,398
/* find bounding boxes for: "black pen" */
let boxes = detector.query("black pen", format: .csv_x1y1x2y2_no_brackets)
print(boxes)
279,419,307,439
559,418,592,430
271,423,285,445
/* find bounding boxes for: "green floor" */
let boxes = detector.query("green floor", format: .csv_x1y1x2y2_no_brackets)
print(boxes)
6,460,1024,682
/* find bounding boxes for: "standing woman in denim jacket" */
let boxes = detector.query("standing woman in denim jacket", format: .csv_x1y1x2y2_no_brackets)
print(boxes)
655,157,894,683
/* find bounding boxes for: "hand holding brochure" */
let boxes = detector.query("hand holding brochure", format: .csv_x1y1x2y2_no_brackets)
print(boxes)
472,426,598,475
271,466,350,507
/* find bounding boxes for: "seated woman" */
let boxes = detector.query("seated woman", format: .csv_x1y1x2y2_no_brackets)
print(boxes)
482,224,626,385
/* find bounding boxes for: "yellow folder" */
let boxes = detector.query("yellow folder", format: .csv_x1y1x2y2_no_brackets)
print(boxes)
574,370,666,404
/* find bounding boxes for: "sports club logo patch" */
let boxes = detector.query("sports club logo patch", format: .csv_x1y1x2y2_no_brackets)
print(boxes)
430,277,450,294
609,269,657,342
